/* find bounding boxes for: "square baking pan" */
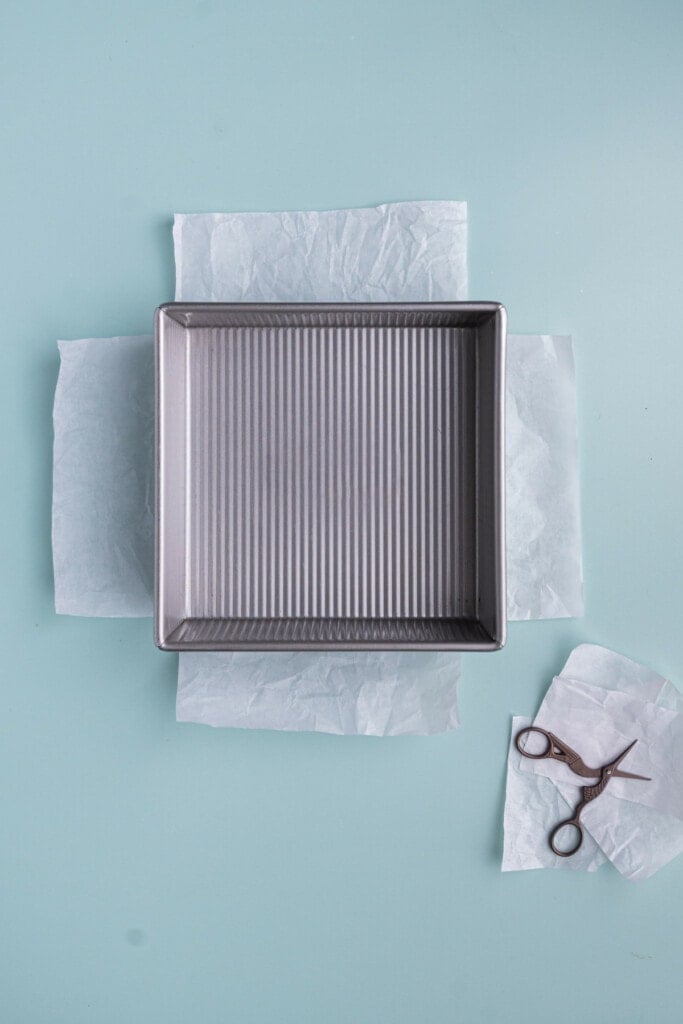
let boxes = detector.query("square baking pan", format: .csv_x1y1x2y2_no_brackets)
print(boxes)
155,302,506,651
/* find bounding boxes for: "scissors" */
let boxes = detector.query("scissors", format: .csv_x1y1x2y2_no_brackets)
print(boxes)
515,727,651,857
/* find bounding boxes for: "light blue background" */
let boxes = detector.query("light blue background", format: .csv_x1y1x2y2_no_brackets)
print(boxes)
2,1,682,1021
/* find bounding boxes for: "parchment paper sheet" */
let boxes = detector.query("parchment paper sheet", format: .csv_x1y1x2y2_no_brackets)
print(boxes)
503,645,683,880
52,202,584,734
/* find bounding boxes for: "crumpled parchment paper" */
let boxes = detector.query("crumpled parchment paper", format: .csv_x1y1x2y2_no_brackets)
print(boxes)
52,336,154,616
177,651,459,736
173,202,469,304
506,334,583,619
51,201,584,734
503,644,683,880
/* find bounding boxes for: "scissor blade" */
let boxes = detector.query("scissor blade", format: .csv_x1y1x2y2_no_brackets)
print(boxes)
612,738,638,765
612,768,651,782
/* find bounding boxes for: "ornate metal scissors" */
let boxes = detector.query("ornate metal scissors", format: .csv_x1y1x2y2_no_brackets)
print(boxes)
515,727,651,857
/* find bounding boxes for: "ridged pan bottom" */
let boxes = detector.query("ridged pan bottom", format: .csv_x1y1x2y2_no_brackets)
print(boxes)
167,616,493,646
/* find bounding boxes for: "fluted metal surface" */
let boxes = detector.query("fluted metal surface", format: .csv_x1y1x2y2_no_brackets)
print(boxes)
187,325,464,625
168,616,492,646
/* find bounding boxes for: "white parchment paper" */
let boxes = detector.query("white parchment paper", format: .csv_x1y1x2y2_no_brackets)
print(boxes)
177,651,459,736
503,645,683,880
174,202,469,303
51,201,584,734
506,335,583,619
52,336,154,616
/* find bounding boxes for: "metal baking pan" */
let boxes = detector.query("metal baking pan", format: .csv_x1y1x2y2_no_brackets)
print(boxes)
155,302,506,651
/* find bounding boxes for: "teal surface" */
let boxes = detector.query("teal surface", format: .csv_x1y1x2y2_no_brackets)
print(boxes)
2,1,682,1021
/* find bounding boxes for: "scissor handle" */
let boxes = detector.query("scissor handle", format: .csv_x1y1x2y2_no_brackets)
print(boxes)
549,817,584,858
515,726,553,759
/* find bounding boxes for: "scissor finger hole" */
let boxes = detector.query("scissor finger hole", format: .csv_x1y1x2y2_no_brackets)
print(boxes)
515,727,550,758
550,821,583,858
